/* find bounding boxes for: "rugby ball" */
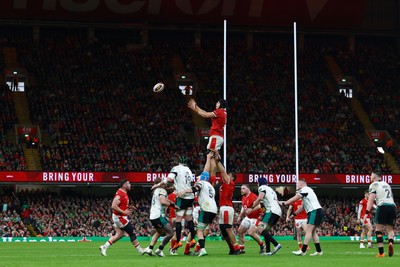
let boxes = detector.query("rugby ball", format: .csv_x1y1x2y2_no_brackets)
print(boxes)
153,82,165,93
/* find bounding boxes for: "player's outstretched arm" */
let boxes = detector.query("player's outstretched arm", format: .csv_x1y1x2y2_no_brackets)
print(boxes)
217,161,230,184
286,205,293,222
281,194,301,206
187,99,216,118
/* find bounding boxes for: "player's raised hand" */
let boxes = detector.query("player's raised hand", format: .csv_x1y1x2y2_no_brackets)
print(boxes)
187,99,197,110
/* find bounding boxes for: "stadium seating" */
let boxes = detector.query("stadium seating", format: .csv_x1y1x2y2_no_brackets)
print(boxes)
3,31,387,174
1,189,399,237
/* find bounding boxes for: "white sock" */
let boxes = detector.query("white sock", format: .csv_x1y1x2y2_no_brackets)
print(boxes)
104,241,111,249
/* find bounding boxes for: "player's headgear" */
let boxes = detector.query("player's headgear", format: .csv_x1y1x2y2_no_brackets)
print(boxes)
200,171,210,181
179,155,188,165
258,177,268,186
218,98,227,109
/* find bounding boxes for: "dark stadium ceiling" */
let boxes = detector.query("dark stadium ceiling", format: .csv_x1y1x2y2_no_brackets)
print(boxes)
0,0,375,31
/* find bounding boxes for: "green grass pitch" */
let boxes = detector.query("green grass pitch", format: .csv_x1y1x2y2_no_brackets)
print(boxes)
0,240,398,267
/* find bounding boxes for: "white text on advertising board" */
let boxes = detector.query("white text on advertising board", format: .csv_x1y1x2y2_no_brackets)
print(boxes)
42,172,94,182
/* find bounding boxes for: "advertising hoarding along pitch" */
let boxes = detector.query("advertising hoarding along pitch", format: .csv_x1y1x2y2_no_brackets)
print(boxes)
0,172,396,185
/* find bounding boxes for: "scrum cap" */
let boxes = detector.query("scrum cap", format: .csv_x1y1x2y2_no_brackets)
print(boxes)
200,171,210,181
258,177,268,186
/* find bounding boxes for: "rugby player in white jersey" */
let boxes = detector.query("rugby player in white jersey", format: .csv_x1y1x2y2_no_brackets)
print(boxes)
281,178,324,256
152,155,196,251
364,170,396,258
144,178,176,257
177,171,218,257
246,177,282,256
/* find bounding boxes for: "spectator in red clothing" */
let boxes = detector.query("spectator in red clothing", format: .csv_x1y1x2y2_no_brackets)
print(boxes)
22,206,32,224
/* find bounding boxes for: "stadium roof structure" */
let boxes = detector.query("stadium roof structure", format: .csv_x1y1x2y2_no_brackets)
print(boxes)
0,0,399,34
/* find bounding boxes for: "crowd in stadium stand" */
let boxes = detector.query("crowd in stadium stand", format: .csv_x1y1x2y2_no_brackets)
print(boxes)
0,43,25,171
0,30,399,240
1,189,399,238
334,38,400,165
0,84,26,171
14,33,198,172
0,140,26,171
0,192,31,237
0,31,389,175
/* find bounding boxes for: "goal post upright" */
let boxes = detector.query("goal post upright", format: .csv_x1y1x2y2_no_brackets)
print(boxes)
223,19,227,170
294,22,299,189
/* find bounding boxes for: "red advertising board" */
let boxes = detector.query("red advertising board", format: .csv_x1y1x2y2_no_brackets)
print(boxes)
237,173,395,185
0,0,367,29
0,172,397,185
366,130,385,141
16,126,38,135
0,172,169,184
